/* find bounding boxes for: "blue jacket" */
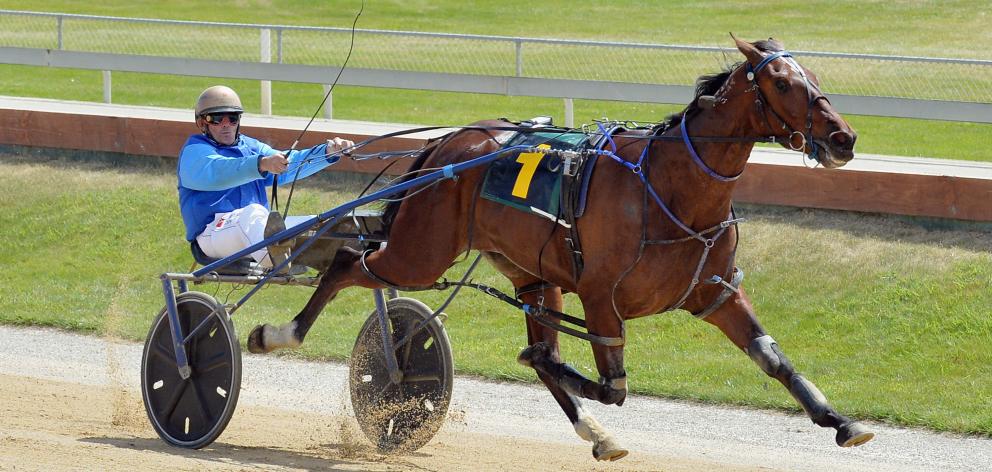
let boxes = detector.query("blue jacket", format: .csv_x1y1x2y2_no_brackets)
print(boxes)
177,133,338,241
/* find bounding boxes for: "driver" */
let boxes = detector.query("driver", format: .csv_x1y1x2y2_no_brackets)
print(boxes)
177,85,354,269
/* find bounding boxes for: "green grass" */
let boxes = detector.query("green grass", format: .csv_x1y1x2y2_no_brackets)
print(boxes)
0,2,991,161
2,152,990,436
3,1,990,57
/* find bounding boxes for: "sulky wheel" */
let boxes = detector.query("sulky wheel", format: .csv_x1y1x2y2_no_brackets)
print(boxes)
141,291,241,449
349,297,454,453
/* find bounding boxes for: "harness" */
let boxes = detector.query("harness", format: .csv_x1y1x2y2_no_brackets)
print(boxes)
355,47,822,343
601,121,745,318
601,48,822,320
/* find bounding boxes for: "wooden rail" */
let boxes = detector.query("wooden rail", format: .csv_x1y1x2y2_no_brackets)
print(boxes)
1,100,988,222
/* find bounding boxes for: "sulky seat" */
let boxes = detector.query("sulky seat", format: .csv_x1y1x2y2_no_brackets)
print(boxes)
190,240,255,275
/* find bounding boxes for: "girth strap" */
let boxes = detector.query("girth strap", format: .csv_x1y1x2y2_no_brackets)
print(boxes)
561,176,585,282
557,124,628,284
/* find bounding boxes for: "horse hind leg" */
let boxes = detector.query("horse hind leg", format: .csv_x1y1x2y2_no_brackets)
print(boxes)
247,246,365,353
703,290,875,447
249,221,466,354
249,157,471,354
483,252,627,461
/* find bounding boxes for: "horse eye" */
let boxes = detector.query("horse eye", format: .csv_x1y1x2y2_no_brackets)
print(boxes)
775,80,789,92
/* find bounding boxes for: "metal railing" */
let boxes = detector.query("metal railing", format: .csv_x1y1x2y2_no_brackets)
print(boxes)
1,10,990,124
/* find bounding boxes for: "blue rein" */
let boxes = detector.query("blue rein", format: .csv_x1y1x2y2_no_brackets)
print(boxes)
680,117,743,182
678,51,799,183
596,122,733,242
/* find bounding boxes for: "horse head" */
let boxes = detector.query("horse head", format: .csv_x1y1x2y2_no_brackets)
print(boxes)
732,36,857,168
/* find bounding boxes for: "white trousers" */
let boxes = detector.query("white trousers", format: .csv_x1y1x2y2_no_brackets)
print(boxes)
196,203,311,267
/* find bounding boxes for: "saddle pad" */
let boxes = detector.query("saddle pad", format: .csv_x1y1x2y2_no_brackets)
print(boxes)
481,131,591,224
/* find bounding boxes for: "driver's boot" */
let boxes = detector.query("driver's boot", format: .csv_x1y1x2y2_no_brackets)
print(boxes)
264,211,296,275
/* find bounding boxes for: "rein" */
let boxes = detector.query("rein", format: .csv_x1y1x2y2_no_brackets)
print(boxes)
274,1,364,216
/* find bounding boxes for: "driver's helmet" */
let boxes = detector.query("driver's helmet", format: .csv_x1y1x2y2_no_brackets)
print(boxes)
194,85,243,117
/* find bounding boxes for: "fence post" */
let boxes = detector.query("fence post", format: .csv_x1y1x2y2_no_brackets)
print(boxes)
515,39,523,77
563,98,574,127
322,84,333,119
56,15,63,50
260,28,272,115
102,71,111,103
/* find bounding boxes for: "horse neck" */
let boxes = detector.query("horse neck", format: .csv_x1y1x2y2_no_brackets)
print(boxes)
648,100,760,226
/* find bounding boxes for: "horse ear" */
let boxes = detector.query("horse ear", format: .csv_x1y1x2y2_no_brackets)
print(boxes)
730,33,763,65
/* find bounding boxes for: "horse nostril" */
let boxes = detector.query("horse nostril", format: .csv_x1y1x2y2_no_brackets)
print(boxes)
829,130,855,149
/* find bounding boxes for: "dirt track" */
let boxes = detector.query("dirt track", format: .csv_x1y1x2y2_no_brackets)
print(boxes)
0,374,752,472
1,326,989,471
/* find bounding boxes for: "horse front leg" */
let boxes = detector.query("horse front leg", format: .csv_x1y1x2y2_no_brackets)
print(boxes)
515,293,628,461
703,289,875,447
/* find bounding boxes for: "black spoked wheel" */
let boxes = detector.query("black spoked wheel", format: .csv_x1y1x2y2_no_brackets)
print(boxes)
349,297,454,453
141,291,241,449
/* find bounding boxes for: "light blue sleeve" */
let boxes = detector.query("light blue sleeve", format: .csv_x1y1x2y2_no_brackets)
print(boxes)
178,142,264,191
256,141,278,158
274,143,340,186
255,141,279,186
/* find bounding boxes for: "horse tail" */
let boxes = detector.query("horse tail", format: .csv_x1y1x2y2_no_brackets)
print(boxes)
381,135,447,235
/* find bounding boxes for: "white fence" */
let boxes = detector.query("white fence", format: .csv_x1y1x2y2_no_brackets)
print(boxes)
1,10,990,125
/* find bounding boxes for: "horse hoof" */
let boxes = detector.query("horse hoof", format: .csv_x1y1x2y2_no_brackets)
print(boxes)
836,421,875,447
246,324,267,354
516,349,533,367
516,342,551,367
593,437,628,462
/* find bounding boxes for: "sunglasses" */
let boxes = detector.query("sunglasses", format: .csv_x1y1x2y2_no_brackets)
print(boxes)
204,112,241,125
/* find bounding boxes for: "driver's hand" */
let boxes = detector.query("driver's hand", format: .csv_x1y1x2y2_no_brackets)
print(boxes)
327,137,355,156
259,152,289,174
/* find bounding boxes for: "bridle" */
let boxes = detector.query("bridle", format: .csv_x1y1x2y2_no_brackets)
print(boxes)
744,50,832,164
675,49,831,184
606,48,833,320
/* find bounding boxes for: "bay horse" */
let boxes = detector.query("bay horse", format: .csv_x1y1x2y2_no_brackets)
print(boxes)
247,36,874,460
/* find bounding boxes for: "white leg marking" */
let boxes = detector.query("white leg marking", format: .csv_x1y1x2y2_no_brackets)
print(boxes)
573,405,608,443
572,402,628,461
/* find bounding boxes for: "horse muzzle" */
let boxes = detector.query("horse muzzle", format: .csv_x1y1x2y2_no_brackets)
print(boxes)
815,129,857,168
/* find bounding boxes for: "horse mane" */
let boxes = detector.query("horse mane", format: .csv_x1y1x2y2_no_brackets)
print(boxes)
657,38,784,132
